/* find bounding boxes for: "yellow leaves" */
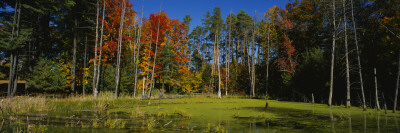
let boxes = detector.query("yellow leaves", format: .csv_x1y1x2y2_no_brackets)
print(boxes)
265,5,280,22
137,77,151,91
382,16,394,24
83,68,89,77
57,59,72,87
180,72,202,93
160,36,168,46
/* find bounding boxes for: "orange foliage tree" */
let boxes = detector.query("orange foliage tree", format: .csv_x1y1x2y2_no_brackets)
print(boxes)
139,11,189,90
99,0,135,62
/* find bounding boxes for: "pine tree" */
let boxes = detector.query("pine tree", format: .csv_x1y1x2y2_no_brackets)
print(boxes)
159,43,177,91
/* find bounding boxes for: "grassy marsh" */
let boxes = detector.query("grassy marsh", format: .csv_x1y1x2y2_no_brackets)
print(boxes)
0,92,399,132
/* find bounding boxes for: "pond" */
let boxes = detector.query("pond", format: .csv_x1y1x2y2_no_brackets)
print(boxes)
1,98,399,132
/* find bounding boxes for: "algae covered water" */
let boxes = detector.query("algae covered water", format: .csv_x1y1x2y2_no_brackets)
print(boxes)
1,98,400,132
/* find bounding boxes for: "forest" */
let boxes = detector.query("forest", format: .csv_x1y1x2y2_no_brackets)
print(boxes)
0,0,400,132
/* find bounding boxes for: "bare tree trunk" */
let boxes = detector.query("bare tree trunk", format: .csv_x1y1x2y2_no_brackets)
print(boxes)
374,68,380,110
235,39,239,65
11,2,17,38
83,36,88,96
382,92,387,113
266,23,270,99
95,0,106,97
9,2,21,96
343,0,351,108
251,12,256,97
247,38,251,77
149,6,162,100
142,77,145,97
71,19,77,94
350,0,366,110
225,35,228,96
93,0,99,97
217,32,222,99
134,0,144,97
145,32,153,94
212,30,217,95
11,52,19,97
394,49,400,113
329,0,336,106
312,93,315,104
8,1,19,98
130,29,136,96
226,39,230,96
11,53,18,97
115,0,126,98
7,54,14,98
226,16,232,96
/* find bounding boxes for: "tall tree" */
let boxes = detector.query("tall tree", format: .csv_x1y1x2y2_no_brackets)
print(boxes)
374,68,380,110
250,11,256,97
134,0,144,97
395,50,400,113
158,41,177,92
0,0,31,98
328,0,337,107
350,0,366,110
209,7,223,99
83,36,88,96
71,18,77,94
115,0,127,98
93,0,100,97
343,0,351,108
95,0,106,98
149,6,162,98
183,14,192,69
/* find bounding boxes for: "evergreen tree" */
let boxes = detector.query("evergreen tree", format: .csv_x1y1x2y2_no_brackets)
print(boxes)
158,43,177,90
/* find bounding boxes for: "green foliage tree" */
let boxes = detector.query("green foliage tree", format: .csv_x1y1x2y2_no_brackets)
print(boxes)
158,43,177,90
27,57,68,92
191,49,203,72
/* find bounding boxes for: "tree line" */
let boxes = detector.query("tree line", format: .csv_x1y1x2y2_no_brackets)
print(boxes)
1,0,400,111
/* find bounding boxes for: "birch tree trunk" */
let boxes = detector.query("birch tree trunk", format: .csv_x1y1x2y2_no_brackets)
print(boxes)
328,0,336,106
134,0,144,97
83,36,88,96
350,0,366,110
145,32,152,94
95,0,106,97
225,35,228,96
71,19,77,94
343,0,351,108
93,0,99,97
149,7,162,100
142,77,145,97
374,68,380,110
115,0,126,98
266,23,271,99
226,17,232,96
251,12,256,97
212,29,217,95
217,32,222,99
394,49,400,113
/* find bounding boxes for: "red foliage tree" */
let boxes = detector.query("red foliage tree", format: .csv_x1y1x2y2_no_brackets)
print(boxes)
139,11,189,79
99,0,135,61
275,33,297,74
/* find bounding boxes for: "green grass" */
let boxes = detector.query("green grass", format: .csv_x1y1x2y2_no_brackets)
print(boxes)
1,92,399,132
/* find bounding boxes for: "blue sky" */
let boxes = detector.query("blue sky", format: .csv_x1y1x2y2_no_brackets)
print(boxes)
129,0,289,32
